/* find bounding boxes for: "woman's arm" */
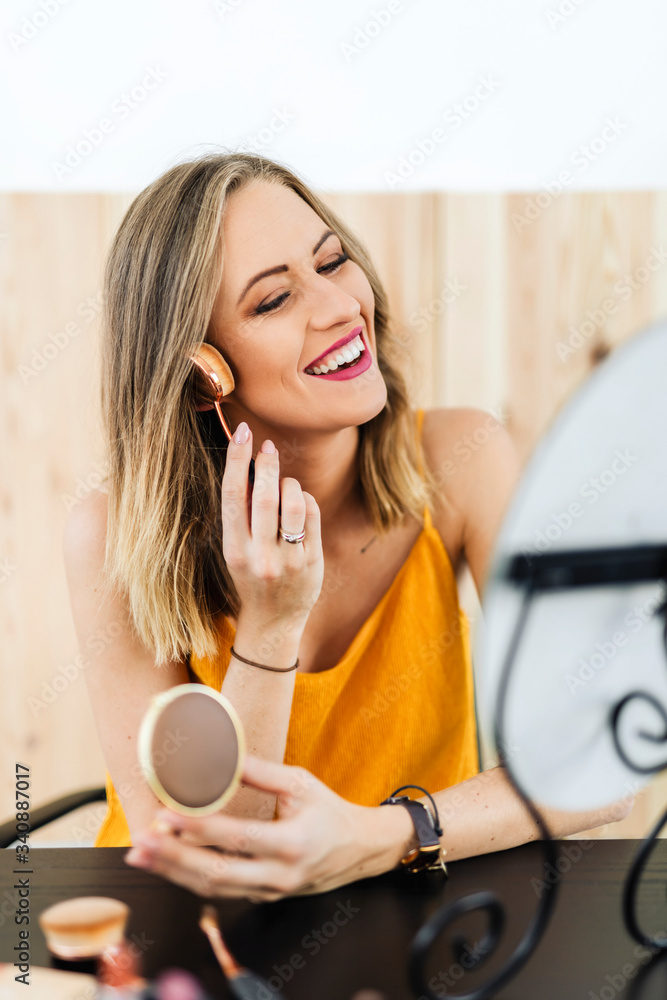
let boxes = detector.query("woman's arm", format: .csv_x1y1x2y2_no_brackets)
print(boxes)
416,406,634,842
63,489,192,843
412,764,633,863
124,753,632,901
62,488,296,837
124,407,633,896
211,427,324,820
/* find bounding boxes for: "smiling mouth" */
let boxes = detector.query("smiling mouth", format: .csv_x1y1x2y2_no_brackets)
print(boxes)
304,332,366,375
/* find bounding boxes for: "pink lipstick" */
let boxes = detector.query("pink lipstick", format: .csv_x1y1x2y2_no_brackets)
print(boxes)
304,325,364,370
304,331,372,382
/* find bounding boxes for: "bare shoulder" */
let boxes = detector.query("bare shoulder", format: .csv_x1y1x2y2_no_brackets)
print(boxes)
420,407,522,595
421,406,517,487
62,488,109,579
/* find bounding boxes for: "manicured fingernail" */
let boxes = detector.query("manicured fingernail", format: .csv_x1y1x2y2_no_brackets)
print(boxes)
261,439,276,454
234,421,250,445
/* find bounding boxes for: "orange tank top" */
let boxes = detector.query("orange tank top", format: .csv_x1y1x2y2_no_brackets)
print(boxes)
94,409,479,847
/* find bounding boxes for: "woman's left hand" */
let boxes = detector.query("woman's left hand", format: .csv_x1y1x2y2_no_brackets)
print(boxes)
124,755,411,901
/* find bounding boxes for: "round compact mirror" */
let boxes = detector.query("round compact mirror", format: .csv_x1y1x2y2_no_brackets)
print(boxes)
138,684,246,814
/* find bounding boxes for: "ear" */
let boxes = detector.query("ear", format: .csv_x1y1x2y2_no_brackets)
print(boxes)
194,401,214,412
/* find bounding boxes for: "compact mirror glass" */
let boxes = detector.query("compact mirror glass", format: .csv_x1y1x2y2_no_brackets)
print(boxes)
138,683,246,814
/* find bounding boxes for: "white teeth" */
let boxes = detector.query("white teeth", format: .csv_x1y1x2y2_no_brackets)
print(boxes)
306,334,365,375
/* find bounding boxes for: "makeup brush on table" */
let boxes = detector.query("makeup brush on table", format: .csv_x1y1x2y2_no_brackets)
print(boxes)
198,905,286,1000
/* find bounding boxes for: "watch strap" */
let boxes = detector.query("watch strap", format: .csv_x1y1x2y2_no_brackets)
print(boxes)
380,794,447,875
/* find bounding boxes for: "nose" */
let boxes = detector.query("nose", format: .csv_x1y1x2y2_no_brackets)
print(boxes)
304,268,361,334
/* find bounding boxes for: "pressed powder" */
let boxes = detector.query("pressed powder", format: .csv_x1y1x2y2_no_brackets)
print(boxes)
138,684,245,814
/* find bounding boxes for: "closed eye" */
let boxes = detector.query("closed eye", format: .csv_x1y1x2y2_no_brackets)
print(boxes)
253,252,350,316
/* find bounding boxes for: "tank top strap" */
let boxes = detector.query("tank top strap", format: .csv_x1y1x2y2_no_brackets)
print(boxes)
415,408,425,476
414,407,433,530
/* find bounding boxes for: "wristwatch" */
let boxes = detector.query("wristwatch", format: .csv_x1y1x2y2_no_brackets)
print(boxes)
380,786,448,876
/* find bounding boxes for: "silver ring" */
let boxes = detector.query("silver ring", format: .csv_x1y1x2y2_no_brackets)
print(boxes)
278,526,305,544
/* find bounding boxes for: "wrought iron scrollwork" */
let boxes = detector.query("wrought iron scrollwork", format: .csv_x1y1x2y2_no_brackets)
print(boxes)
408,585,561,1000
408,546,667,999
612,589,667,952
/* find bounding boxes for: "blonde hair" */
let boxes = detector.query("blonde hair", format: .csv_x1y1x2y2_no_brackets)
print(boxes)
99,152,439,666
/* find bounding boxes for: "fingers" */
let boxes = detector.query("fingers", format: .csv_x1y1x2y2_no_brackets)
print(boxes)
129,835,295,899
251,439,281,545
221,422,253,548
278,477,307,538
151,803,305,861
301,491,322,561
240,754,317,800
221,425,322,615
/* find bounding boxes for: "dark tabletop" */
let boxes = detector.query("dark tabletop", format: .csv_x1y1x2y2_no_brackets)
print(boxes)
2,840,667,999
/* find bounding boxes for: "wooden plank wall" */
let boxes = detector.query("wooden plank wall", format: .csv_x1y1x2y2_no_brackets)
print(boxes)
1,191,666,844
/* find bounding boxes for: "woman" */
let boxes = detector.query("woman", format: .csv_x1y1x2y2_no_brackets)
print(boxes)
63,152,630,902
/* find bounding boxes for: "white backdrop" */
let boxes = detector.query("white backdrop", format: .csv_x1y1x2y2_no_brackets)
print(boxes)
0,0,664,192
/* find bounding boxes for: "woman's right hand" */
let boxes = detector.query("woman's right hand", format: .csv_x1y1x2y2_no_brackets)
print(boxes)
221,421,324,632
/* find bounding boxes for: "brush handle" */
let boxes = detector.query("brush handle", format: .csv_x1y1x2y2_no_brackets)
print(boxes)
229,969,287,1000
248,457,256,489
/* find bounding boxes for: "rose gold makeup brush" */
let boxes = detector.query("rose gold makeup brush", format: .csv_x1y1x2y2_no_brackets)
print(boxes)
189,344,255,486
198,905,286,1000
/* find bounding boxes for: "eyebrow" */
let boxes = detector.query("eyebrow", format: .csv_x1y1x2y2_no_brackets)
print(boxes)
236,229,337,307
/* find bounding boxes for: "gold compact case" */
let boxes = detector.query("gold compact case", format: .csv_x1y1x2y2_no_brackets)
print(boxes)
138,684,246,815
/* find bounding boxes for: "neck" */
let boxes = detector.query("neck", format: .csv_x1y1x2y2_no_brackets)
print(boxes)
236,417,367,539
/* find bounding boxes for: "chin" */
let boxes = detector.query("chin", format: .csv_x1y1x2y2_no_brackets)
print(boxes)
349,374,388,425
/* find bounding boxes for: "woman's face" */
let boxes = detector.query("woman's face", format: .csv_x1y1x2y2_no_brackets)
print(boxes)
205,179,387,433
